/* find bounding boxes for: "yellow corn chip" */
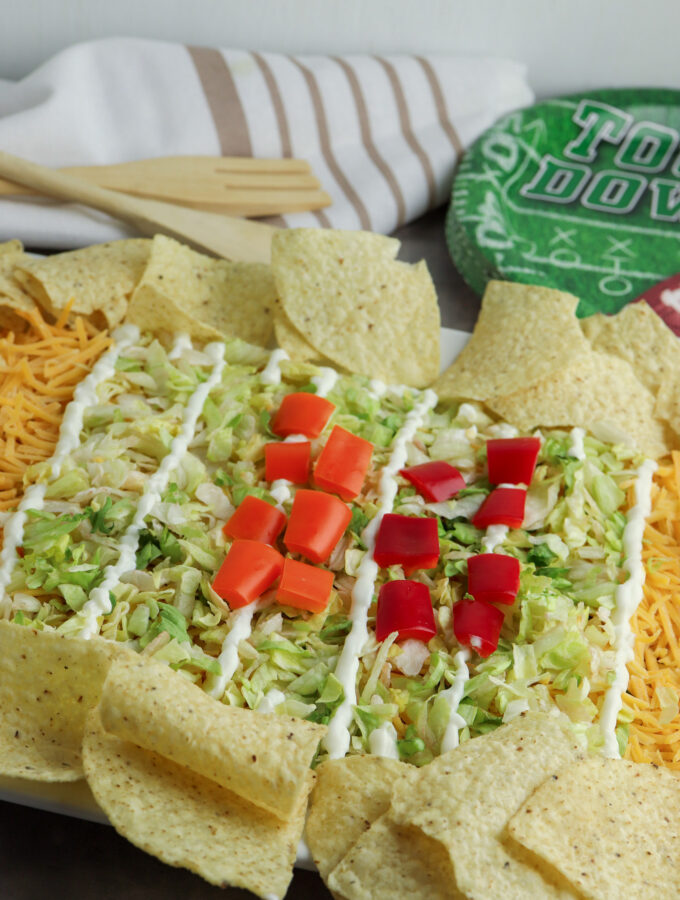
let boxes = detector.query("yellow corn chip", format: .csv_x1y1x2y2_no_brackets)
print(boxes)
0,622,134,781
14,239,150,329
328,812,461,900
83,709,307,898
98,656,326,819
274,309,330,366
306,755,415,880
390,713,582,900
508,757,680,900
272,229,440,387
489,351,671,459
435,281,590,402
126,234,276,346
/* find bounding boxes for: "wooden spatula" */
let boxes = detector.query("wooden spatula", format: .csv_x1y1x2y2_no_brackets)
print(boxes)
0,156,331,217
0,150,277,263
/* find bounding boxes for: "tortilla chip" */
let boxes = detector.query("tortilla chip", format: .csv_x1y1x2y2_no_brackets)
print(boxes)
434,281,591,402
583,301,680,397
0,239,23,257
508,757,680,900
272,229,440,387
126,234,276,346
579,312,606,344
390,713,582,899
98,656,325,819
328,812,461,900
274,309,330,366
0,622,134,781
83,709,306,898
0,242,38,332
489,351,671,459
306,755,415,880
14,239,150,329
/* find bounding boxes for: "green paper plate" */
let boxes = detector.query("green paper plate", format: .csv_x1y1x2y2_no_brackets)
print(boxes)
447,88,680,317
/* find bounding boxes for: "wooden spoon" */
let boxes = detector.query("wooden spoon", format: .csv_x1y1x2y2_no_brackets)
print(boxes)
0,150,277,263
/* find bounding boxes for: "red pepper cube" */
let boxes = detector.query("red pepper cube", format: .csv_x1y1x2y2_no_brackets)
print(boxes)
487,437,541,486
212,540,284,609
271,392,335,439
373,514,440,572
400,460,466,503
453,598,505,657
276,557,334,613
314,426,373,500
467,553,520,606
472,487,526,530
222,494,287,545
376,580,436,643
265,441,311,484
284,489,352,564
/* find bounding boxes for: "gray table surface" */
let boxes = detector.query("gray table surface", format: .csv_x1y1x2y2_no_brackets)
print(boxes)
0,205,481,900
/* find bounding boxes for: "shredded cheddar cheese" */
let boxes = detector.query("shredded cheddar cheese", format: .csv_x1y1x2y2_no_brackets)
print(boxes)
625,452,680,770
0,303,111,513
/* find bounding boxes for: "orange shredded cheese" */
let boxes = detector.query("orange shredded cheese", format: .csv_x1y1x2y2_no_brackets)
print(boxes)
625,451,680,770
0,303,111,513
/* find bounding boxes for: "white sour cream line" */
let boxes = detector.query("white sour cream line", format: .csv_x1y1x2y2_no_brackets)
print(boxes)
78,340,227,639
481,524,509,553
324,388,439,760
600,458,657,758
208,601,259,699
260,348,289,385
256,688,287,714
167,332,192,360
569,426,586,460
0,325,140,619
212,357,340,697
368,721,400,759
440,648,471,752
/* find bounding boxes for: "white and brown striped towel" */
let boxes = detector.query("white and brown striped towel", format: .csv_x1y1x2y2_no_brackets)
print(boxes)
0,37,532,247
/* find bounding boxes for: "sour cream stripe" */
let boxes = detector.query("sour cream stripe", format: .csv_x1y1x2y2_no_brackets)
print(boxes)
212,353,339,705
325,388,438,759
440,648,471,752
78,340,227,640
0,324,140,619
600,458,657,757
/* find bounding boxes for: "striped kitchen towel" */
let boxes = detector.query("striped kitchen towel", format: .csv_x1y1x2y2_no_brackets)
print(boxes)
0,37,532,248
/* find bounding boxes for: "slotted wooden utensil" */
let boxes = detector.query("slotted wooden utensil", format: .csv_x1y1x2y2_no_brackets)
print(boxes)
0,150,277,263
0,155,331,217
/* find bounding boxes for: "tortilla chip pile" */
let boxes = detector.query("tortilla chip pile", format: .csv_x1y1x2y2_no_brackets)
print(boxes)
0,623,325,897
436,281,679,459
0,230,441,388
307,711,680,899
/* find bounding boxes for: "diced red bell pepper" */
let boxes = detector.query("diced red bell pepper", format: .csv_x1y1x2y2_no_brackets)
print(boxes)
265,441,311,484
271,392,335,439
373,514,439,573
212,540,284,609
284,489,352,564
467,553,520,606
222,494,287,545
375,580,437,643
314,426,373,500
472,487,526,530
400,460,466,503
453,598,505,657
486,437,541,486
276,557,334,613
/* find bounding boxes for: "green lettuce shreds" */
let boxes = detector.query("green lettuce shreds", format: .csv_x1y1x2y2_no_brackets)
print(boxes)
5,335,642,764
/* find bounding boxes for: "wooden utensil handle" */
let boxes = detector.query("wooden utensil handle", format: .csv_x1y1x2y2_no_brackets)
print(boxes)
0,150,164,233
